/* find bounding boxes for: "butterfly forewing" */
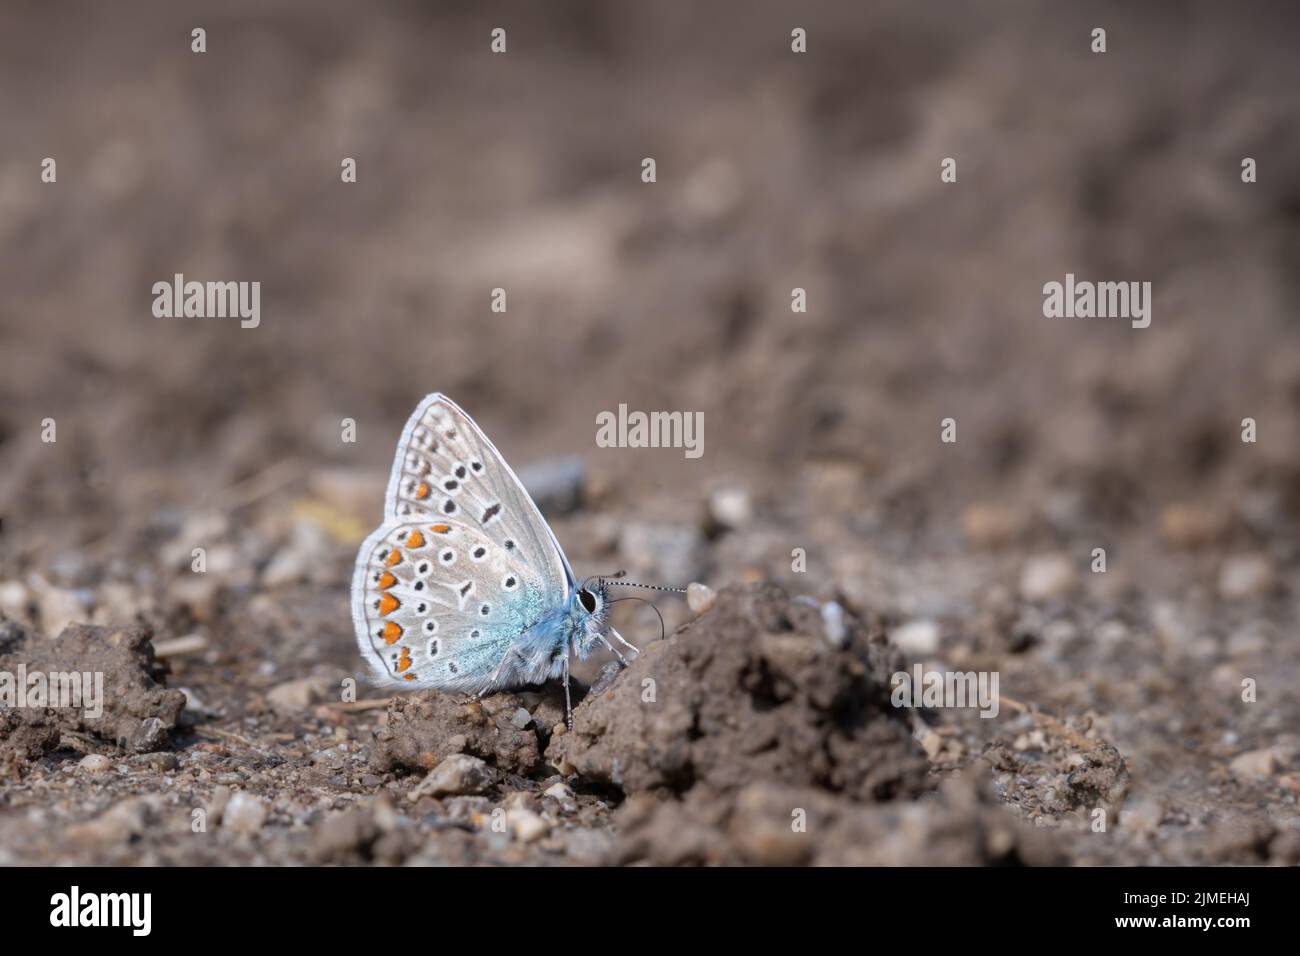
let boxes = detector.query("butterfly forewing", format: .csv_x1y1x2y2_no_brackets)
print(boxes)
385,394,572,593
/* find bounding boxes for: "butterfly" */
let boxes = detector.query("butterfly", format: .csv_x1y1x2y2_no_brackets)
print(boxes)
351,393,643,726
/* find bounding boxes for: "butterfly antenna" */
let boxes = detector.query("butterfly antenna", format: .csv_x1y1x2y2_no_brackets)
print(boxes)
597,569,688,595
608,596,667,641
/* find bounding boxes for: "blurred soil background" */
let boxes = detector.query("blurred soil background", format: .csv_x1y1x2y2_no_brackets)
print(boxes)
1,0,1299,864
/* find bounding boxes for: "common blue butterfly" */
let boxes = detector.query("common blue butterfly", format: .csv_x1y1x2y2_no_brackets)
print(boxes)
351,393,642,726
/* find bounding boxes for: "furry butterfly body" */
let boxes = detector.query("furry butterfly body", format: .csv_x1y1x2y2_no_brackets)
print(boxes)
351,394,634,719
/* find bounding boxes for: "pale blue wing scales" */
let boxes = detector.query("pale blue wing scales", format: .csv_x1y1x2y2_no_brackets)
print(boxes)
352,516,556,692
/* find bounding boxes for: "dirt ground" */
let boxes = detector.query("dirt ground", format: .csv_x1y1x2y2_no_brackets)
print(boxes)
1,0,1299,866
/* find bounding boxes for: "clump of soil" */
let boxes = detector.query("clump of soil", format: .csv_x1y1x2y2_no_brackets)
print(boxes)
372,685,567,779
0,620,186,775
982,708,1131,824
548,584,932,803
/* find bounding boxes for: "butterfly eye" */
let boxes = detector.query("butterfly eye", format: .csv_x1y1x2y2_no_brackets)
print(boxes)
578,589,597,614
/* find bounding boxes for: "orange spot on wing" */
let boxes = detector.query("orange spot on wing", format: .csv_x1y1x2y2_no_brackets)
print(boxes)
415,482,431,500
396,647,412,672
379,593,400,616
378,571,397,590
385,550,402,567
430,524,451,534
406,530,426,549
403,673,417,681
382,621,402,644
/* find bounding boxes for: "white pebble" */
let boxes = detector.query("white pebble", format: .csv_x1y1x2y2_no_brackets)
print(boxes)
1218,554,1275,601
1229,747,1281,780
820,601,847,647
1019,554,1076,602
708,487,752,529
890,620,941,656
78,754,113,773
222,792,269,832
507,808,550,844
543,782,574,802
686,582,716,615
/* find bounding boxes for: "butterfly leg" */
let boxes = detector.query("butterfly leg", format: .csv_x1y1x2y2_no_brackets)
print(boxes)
467,646,525,703
610,626,641,660
562,642,573,730
595,635,631,668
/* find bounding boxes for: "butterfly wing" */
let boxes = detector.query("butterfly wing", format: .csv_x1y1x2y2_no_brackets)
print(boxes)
352,394,574,691
352,516,560,691
384,393,574,590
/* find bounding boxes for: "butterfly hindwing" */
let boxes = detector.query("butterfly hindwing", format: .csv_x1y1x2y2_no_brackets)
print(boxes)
352,515,552,691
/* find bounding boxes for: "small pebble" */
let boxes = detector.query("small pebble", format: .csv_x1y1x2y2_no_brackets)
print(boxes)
1019,554,1076,602
510,707,533,730
707,486,752,530
686,582,716,615
1229,747,1282,781
503,790,538,812
418,753,493,797
78,754,113,773
1160,504,1226,548
961,503,1024,547
222,792,269,833
589,660,623,696
820,601,847,647
267,676,331,711
891,619,940,656
543,782,574,802
152,633,209,659
1218,554,1275,601
506,808,550,844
